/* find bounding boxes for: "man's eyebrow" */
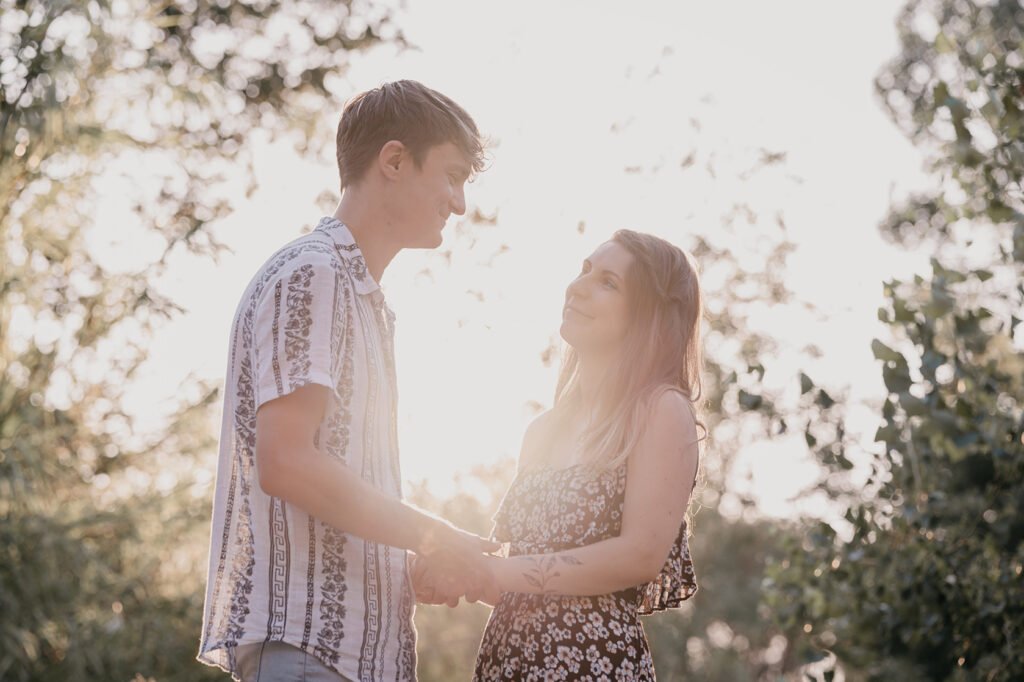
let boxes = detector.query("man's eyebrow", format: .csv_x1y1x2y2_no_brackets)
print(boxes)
448,163,472,181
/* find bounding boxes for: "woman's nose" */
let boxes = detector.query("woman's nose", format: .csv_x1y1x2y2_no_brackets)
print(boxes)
566,277,590,301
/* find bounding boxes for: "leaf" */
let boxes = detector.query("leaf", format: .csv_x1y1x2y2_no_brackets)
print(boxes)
815,389,835,409
882,398,896,419
920,349,945,375
893,297,916,322
883,363,913,394
935,34,955,54
875,424,896,444
738,389,763,410
871,339,904,363
987,201,1014,223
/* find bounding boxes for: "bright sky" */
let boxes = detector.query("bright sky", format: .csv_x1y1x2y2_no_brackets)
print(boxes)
95,0,932,520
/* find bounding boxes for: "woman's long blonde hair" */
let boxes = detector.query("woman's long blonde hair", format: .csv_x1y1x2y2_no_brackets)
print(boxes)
550,229,709,481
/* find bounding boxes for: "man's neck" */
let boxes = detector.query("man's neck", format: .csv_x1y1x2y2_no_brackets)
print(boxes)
333,192,401,285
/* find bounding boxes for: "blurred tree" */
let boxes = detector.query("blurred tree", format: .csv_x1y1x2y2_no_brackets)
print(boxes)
765,1,1024,680
0,1,396,679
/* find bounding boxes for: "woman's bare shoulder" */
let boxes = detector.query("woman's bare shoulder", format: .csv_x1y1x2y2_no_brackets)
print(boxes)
645,386,700,448
518,409,556,471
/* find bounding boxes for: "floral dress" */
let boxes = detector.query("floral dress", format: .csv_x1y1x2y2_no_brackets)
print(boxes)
472,461,698,681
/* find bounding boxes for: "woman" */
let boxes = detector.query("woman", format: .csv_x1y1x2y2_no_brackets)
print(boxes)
437,229,706,680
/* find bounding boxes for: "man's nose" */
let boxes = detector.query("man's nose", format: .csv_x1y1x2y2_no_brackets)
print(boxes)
450,186,466,216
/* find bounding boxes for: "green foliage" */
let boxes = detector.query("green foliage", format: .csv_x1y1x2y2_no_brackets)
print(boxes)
877,0,1024,256
645,512,807,681
766,2,1024,680
0,1,392,679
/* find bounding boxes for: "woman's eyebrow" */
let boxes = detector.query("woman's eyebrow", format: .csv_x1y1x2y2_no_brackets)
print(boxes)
583,258,623,280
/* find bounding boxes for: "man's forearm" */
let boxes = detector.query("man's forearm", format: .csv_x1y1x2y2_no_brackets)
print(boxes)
261,445,436,552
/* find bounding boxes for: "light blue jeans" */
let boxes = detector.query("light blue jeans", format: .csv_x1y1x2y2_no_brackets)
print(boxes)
235,640,354,682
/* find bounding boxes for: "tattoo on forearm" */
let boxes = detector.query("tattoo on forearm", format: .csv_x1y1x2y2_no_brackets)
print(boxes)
521,554,583,594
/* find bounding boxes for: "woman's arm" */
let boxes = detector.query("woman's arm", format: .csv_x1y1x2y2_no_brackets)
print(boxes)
487,390,700,597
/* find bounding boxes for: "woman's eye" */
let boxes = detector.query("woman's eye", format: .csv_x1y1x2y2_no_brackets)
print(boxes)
604,279,617,290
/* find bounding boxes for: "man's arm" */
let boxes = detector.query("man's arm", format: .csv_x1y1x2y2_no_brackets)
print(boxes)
255,383,498,579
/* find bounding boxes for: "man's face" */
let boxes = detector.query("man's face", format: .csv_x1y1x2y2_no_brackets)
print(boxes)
392,141,471,249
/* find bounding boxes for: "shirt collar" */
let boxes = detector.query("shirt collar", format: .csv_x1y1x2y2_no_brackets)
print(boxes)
314,215,381,297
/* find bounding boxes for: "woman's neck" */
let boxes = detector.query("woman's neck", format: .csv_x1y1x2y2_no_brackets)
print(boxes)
576,351,614,422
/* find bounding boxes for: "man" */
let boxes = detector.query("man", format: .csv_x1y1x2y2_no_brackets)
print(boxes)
197,80,495,682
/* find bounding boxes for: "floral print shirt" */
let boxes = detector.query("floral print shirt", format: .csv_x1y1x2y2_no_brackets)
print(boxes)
198,216,416,681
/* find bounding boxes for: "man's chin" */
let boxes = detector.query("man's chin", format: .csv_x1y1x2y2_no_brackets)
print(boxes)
406,230,444,250
425,229,445,249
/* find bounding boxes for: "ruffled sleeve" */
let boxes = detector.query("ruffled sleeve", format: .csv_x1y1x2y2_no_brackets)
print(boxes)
637,519,698,614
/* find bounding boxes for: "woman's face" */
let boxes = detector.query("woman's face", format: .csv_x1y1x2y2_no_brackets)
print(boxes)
560,240,634,354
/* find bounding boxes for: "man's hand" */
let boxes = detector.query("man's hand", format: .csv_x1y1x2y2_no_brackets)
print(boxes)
409,548,458,602
413,552,495,607
413,553,461,607
410,553,446,606
412,520,500,607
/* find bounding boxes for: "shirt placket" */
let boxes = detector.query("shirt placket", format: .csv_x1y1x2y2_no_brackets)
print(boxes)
370,295,402,488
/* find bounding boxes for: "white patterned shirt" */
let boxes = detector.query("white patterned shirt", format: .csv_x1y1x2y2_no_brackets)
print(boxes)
198,216,417,681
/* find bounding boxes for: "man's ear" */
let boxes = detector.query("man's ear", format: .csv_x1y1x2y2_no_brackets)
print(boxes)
378,139,406,180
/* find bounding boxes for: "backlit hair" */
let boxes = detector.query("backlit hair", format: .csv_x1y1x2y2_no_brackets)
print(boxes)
551,229,709,492
335,79,487,190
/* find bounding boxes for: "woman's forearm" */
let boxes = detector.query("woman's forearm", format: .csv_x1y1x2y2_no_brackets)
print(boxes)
488,535,662,597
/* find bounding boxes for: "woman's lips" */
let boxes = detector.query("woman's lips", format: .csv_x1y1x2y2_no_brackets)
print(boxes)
563,305,594,319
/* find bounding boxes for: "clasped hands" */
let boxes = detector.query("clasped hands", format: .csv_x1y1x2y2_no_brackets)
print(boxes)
411,518,502,608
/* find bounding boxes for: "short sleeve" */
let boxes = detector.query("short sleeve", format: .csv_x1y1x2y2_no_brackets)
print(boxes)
637,519,698,614
252,255,347,410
